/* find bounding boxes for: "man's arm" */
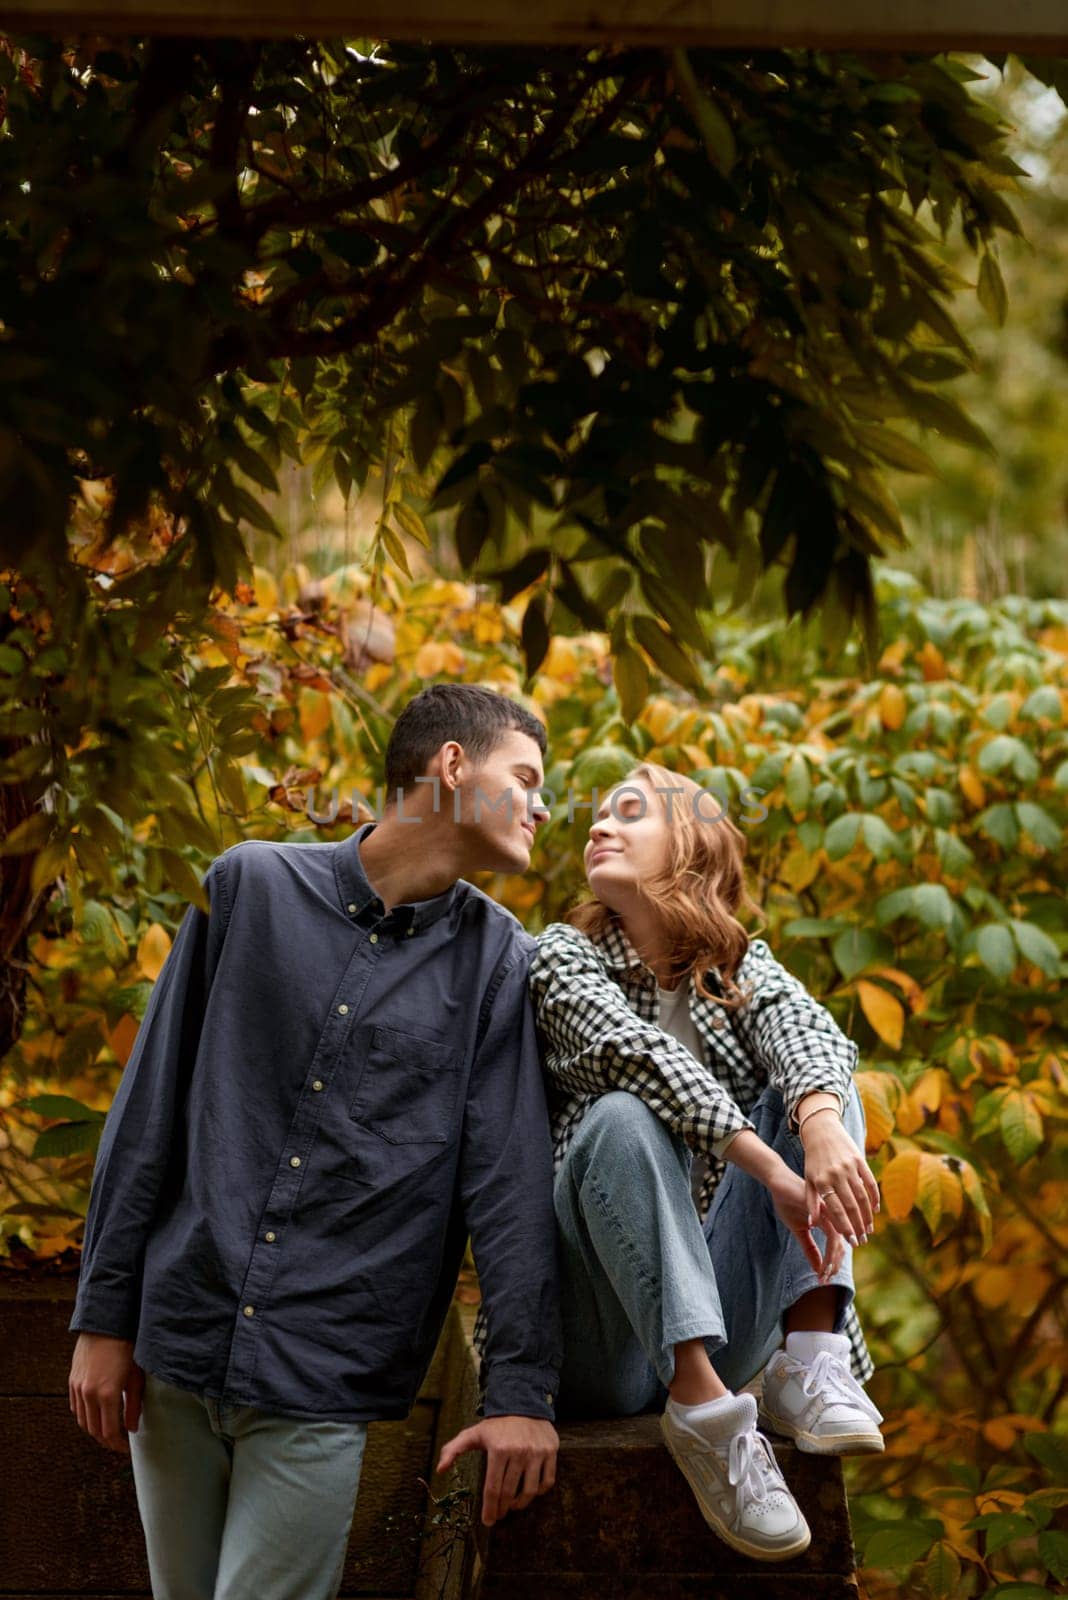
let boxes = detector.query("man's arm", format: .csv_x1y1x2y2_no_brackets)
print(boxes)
530,922,754,1159
68,856,229,1451
437,944,561,1526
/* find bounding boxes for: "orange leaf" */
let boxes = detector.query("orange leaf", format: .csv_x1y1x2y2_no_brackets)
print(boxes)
107,1014,140,1067
919,641,947,680
882,1149,922,1221
857,981,905,1049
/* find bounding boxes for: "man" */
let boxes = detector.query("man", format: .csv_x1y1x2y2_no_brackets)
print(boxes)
68,683,562,1600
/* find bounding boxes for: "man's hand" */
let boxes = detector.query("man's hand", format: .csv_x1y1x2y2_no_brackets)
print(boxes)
435,1414,558,1526
69,1332,144,1454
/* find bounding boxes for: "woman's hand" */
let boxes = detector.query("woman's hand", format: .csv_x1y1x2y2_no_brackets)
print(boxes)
767,1166,845,1284
799,1108,880,1247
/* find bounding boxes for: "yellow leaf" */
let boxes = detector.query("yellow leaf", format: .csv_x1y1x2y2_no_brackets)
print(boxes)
780,846,821,890
857,981,905,1049
137,923,172,982
916,1152,944,1234
882,1149,922,1221
959,766,985,809
855,1071,897,1150
877,637,909,674
867,965,927,1013
974,1266,1016,1308
879,683,907,730
912,1068,944,1113
298,689,331,741
251,565,279,611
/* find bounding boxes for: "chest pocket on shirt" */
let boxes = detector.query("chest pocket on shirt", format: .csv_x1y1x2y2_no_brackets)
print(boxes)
350,1025,461,1145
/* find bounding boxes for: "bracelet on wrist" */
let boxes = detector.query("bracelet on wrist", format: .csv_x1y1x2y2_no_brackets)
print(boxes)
797,1104,842,1135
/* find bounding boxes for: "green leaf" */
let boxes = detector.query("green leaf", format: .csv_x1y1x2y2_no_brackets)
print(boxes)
23,1094,106,1122
784,751,811,817
1011,919,1061,976
1025,1431,1068,1482
977,802,1020,850
670,49,737,173
1038,1529,1068,1584
977,250,1008,326
614,643,650,725
1015,803,1060,852
975,923,1016,981
32,1121,105,1160
833,927,894,980
782,917,852,938
913,883,955,929
864,1520,941,1568
632,615,703,694
824,812,862,859
923,1540,960,1599
1000,1091,1043,1163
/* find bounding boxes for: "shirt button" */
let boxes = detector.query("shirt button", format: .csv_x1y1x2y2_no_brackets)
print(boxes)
347,902,358,914
243,1304,255,1317
264,1231,276,1243
312,1079,324,1092
369,933,379,944
289,1155,301,1168
338,1003,349,1015
544,1392,554,1405
407,927,415,936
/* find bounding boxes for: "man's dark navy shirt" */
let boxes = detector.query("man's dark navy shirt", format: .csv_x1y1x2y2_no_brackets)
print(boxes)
70,822,562,1424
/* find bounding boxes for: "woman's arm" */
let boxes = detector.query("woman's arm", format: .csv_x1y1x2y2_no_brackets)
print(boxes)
728,939,856,1128
530,923,754,1158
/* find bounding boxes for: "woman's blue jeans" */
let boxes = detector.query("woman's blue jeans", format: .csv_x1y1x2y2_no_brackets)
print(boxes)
553,1083,863,1417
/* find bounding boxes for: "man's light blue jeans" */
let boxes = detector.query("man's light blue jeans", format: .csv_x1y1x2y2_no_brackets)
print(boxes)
554,1083,863,1416
129,1371,368,1600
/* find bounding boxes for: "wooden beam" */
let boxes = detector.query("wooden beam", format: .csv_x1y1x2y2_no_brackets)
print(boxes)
0,0,1066,52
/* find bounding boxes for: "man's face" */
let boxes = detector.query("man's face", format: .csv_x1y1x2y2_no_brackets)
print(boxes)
454,728,550,873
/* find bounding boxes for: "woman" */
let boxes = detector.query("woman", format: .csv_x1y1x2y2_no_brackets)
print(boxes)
528,762,883,1563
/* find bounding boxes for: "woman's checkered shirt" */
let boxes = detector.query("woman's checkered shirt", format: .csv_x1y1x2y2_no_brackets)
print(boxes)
526,917,873,1384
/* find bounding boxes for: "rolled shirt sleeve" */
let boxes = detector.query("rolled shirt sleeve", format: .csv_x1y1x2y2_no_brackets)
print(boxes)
459,946,562,1422
729,939,856,1127
69,858,229,1340
529,924,754,1155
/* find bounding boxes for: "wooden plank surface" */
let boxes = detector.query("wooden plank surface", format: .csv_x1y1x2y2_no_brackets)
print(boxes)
0,0,1066,50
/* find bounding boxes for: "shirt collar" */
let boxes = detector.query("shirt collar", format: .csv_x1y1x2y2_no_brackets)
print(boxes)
597,914,721,997
335,821,461,935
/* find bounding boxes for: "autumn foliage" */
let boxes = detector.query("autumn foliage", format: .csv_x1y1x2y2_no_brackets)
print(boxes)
1,560,1065,1598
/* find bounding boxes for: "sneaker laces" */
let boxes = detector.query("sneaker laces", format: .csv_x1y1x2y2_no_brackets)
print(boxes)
727,1427,789,1507
799,1350,883,1422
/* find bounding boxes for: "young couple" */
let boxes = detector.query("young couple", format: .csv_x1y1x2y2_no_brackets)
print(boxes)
68,682,882,1598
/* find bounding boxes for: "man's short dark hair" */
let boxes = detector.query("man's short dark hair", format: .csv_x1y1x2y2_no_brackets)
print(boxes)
384,684,547,796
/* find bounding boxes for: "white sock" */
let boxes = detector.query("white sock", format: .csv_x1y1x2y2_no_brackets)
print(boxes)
785,1330,851,1366
666,1390,756,1443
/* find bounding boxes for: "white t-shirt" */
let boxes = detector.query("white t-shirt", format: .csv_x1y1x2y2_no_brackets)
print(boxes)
656,980,743,1206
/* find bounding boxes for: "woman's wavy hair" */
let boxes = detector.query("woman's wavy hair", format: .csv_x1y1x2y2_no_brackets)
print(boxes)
565,762,764,1009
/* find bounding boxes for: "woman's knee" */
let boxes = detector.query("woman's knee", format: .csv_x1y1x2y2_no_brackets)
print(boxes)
576,1089,666,1145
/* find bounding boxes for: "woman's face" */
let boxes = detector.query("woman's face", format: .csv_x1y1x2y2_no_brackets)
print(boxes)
583,775,671,909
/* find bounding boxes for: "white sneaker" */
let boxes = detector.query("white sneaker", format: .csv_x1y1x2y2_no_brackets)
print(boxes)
760,1332,885,1455
660,1392,811,1562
